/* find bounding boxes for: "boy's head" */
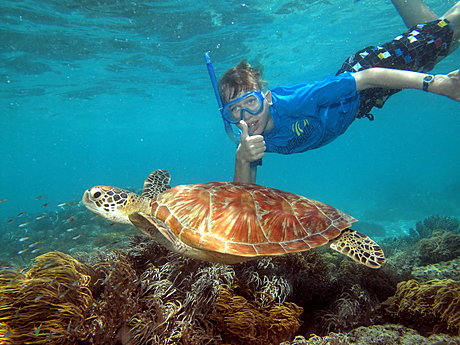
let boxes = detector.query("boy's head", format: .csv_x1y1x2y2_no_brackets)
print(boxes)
218,60,273,136
219,60,266,104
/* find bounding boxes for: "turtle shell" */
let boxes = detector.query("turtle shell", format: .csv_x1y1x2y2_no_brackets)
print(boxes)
150,182,356,257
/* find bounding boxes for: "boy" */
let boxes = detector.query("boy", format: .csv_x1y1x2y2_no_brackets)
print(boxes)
217,0,460,184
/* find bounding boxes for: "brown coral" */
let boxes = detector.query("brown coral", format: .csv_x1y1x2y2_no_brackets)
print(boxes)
0,251,100,344
383,279,460,335
210,286,303,345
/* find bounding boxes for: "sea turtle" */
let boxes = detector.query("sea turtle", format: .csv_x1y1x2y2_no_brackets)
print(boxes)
82,170,385,268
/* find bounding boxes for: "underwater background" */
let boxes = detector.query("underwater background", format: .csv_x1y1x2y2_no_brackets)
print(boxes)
1,0,460,344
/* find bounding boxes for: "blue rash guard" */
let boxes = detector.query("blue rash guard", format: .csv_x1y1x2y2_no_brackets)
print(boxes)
264,72,360,154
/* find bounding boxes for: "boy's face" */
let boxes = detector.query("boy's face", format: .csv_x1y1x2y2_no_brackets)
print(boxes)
224,89,273,136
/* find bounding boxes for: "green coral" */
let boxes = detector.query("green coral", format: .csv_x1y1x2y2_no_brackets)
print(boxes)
410,216,459,239
412,258,460,281
418,231,460,265
383,279,460,335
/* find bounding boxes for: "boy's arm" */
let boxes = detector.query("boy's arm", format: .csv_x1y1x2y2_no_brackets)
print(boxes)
234,157,257,184
233,120,265,184
353,67,460,101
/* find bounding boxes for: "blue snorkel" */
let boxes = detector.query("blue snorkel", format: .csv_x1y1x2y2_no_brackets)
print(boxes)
204,52,241,145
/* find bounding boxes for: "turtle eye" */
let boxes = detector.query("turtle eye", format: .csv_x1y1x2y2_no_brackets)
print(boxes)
92,191,102,199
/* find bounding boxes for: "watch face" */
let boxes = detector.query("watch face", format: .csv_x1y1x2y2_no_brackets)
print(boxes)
424,75,435,83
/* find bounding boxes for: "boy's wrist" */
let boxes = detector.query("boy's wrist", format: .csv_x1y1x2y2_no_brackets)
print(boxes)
422,74,435,92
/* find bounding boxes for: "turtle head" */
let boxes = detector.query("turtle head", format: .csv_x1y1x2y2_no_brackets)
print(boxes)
82,186,150,224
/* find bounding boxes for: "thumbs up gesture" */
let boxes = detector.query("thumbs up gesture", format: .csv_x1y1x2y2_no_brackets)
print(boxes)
236,120,266,163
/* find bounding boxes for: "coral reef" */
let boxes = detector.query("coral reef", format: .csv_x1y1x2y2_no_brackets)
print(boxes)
280,333,349,345
409,215,459,239
347,324,460,345
210,287,303,345
383,279,460,335
1,211,460,344
418,230,460,265
281,324,460,345
0,251,100,344
412,258,460,281
382,216,460,275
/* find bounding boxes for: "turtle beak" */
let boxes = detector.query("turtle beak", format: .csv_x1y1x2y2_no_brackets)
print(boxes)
82,190,96,211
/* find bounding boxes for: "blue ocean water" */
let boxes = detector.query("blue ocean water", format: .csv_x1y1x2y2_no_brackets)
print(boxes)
0,0,459,255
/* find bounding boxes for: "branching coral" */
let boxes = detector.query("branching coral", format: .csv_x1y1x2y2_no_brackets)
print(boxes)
122,241,233,345
0,251,100,344
210,286,303,345
316,284,378,334
383,279,460,335
89,253,142,344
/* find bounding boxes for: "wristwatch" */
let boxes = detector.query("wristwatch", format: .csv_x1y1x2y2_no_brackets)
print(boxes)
422,74,435,92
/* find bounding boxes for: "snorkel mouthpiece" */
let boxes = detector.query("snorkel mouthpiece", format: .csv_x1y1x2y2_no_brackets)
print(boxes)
204,52,241,145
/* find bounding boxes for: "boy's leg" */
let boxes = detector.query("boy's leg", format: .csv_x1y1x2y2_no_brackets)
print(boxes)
336,17,454,118
442,2,460,51
391,0,438,28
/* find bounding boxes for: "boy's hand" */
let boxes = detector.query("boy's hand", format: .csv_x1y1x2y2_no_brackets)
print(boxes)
432,70,460,102
236,120,266,163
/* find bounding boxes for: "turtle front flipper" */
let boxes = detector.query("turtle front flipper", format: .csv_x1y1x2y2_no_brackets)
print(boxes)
128,212,179,251
141,170,171,199
329,229,385,269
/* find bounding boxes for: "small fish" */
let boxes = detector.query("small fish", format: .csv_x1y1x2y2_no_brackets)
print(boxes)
35,215,46,220
31,248,41,254
7,218,15,224
71,280,79,287
66,227,77,232
48,278,56,285
34,294,44,301
43,262,55,270
29,241,40,248
57,202,68,207
18,237,30,242
0,198,8,203
16,212,27,218
41,202,51,208
17,248,29,255
18,222,30,228
72,234,82,240
66,216,77,223
34,195,45,200
34,324,41,336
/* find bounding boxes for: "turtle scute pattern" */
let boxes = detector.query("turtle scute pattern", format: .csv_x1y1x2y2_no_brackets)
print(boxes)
148,182,357,257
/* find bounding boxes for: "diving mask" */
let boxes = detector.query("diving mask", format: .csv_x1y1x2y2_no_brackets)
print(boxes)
221,91,265,124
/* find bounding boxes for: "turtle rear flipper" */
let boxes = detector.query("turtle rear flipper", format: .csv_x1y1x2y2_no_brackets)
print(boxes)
329,229,386,269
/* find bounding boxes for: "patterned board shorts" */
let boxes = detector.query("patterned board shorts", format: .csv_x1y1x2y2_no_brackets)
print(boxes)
336,19,454,119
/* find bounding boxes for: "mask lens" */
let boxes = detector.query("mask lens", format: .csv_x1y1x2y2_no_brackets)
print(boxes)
222,92,264,123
